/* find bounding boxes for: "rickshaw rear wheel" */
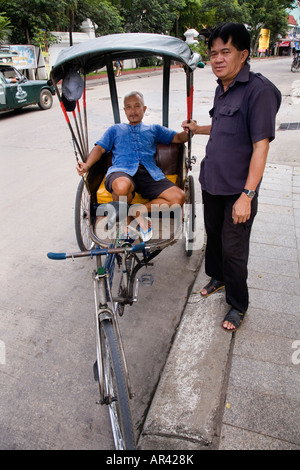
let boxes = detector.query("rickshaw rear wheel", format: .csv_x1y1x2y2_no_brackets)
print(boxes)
75,178,94,251
38,89,53,110
184,175,196,257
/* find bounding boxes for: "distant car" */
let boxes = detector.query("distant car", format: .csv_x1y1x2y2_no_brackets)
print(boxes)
0,64,55,112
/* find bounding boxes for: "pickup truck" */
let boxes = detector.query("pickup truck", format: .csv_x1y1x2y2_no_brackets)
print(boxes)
0,64,55,112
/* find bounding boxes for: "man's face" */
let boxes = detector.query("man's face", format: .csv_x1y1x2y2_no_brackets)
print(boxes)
124,94,147,125
210,37,249,88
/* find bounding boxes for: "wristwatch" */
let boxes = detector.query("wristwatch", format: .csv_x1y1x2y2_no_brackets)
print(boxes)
243,189,256,198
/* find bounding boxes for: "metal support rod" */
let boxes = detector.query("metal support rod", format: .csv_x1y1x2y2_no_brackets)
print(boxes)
83,74,89,156
186,68,194,165
106,57,121,124
72,108,86,160
162,57,171,127
76,100,87,159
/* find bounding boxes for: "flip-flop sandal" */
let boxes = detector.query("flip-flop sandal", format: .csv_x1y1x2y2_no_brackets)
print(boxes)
222,308,245,332
139,217,152,242
201,278,225,298
120,225,140,243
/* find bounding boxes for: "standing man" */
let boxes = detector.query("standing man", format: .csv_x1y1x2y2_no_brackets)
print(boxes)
183,23,281,331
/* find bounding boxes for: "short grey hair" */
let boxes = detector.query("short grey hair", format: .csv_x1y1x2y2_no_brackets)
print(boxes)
124,91,145,106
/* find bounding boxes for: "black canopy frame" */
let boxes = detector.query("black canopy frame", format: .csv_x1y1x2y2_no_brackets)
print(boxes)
50,33,200,162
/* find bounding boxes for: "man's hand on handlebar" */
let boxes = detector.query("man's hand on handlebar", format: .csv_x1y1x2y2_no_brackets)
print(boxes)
76,161,89,176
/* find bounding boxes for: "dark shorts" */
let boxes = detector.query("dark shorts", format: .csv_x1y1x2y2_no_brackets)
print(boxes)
105,166,175,200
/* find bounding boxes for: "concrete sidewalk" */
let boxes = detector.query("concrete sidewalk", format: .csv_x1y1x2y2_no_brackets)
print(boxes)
139,163,300,450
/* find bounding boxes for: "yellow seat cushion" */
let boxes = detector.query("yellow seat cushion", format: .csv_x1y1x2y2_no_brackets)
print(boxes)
96,174,178,205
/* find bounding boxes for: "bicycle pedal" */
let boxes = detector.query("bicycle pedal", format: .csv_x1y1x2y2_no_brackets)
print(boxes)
140,273,154,286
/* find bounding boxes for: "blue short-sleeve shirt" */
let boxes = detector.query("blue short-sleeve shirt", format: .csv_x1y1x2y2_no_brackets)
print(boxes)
95,122,176,181
200,63,281,195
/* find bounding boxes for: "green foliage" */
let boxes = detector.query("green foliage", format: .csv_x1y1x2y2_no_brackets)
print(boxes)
0,12,12,44
0,0,68,44
238,0,295,54
74,0,124,35
179,0,294,56
119,0,185,34
199,0,249,28
189,40,210,62
31,28,61,48
0,0,296,54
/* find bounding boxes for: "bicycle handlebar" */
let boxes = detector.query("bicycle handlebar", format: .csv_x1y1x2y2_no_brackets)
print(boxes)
47,252,67,260
47,242,147,260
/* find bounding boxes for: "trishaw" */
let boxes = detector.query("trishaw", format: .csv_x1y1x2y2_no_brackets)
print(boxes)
48,33,200,450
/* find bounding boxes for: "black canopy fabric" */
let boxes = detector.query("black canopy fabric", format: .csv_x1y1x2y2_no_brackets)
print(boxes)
51,33,200,83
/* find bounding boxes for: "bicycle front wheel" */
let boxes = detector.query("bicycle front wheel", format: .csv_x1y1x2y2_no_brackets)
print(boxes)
74,178,94,251
100,319,135,450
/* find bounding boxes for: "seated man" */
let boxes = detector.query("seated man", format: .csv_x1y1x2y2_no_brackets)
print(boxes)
76,91,188,241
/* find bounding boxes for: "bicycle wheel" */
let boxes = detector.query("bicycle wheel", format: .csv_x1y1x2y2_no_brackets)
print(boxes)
291,62,297,72
74,178,94,251
184,175,196,257
99,318,135,450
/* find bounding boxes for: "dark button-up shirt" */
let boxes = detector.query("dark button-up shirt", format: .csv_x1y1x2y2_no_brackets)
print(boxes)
200,63,281,195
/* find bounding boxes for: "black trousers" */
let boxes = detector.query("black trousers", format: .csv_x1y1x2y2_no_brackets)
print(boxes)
202,190,258,313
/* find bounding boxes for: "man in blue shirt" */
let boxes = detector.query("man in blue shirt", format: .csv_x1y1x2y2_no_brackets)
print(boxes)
77,91,188,240
183,23,281,332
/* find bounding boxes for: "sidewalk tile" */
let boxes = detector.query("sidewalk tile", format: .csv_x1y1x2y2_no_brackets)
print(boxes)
250,230,296,248
250,242,297,261
223,385,300,447
249,287,300,316
219,424,300,450
248,271,300,294
248,256,299,278
239,307,300,338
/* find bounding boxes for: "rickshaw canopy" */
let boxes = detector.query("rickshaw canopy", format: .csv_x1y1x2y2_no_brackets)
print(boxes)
51,33,200,83
50,33,199,160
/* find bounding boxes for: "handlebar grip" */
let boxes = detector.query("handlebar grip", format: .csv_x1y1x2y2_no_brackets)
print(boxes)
131,242,146,253
47,252,67,260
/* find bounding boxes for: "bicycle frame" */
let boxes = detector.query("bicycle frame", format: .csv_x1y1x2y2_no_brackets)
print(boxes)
93,251,133,403
93,240,162,394
48,241,151,449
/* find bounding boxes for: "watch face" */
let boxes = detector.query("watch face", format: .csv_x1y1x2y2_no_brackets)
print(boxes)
244,189,255,198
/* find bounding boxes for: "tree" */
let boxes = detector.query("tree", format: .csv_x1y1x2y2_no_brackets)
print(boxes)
177,0,295,56
120,0,185,35
75,0,124,37
0,0,124,45
198,0,249,29
238,0,294,54
177,0,204,38
0,0,67,44
0,12,12,44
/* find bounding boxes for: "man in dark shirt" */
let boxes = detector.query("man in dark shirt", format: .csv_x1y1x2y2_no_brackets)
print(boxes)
183,23,281,331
